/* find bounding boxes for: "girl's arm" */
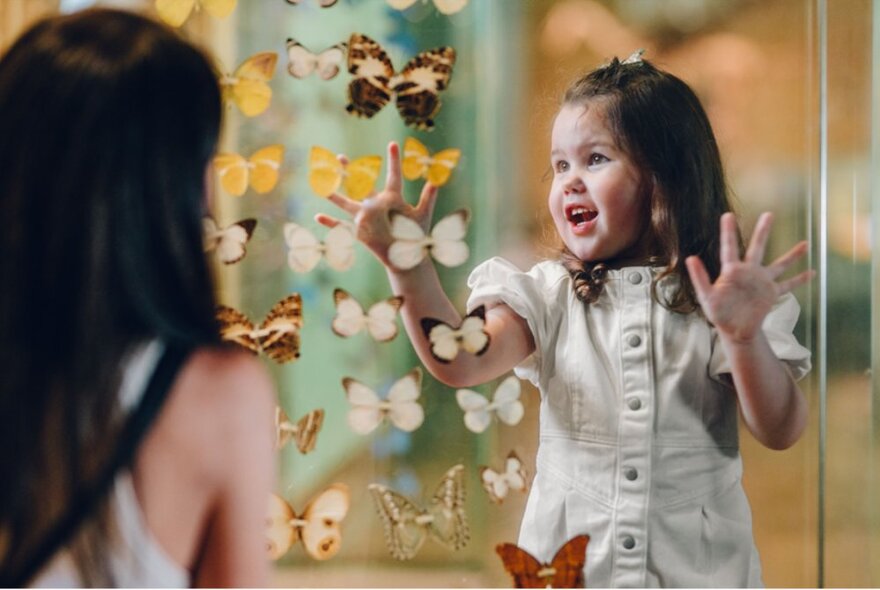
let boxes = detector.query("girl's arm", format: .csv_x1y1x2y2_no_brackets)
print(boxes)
686,212,814,450
317,142,535,388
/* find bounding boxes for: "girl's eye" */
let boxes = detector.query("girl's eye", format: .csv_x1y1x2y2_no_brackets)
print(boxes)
589,153,609,166
554,160,569,173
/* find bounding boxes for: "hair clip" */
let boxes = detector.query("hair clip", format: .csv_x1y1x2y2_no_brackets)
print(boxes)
621,48,646,65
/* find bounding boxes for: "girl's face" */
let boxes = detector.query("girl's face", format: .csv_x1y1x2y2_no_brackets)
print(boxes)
549,102,651,265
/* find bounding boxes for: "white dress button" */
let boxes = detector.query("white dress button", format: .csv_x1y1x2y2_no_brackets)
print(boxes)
628,272,642,284
628,334,642,347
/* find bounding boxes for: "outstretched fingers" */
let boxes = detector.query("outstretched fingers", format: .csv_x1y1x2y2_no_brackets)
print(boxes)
384,141,403,195
326,192,360,216
415,182,438,219
744,212,773,264
719,212,740,266
314,212,341,228
776,269,816,295
685,255,713,304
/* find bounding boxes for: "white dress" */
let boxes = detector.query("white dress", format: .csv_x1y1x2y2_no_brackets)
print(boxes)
467,257,811,588
31,341,189,588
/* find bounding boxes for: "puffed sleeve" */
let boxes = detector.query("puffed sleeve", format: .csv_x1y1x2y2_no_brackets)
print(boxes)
708,292,812,381
466,257,556,385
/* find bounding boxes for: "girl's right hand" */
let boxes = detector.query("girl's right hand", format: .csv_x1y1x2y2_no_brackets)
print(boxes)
315,141,438,269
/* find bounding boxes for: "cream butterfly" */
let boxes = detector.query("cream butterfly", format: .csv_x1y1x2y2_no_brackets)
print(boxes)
202,217,256,265
266,485,350,561
387,209,469,271
343,368,424,435
286,39,347,80
331,288,404,342
368,464,469,560
455,375,523,433
480,451,528,504
420,305,489,363
284,222,355,273
155,0,236,28
275,407,324,454
386,0,468,15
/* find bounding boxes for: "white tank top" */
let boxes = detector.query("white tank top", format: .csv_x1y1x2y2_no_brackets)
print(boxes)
31,341,189,588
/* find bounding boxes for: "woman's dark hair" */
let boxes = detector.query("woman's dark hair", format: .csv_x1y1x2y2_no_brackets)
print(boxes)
0,8,222,583
558,56,737,312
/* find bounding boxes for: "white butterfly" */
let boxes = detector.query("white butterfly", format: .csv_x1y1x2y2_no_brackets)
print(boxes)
420,305,489,363
387,209,469,271
284,222,355,273
343,368,424,435
386,0,468,15
286,38,347,80
266,484,350,561
332,288,404,342
455,375,523,433
203,216,256,264
480,451,528,504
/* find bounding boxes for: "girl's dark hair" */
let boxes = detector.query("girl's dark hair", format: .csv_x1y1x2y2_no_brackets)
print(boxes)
0,8,222,583
558,56,736,312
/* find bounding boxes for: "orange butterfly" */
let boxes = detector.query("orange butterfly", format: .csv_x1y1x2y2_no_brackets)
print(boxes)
216,294,303,363
495,535,589,588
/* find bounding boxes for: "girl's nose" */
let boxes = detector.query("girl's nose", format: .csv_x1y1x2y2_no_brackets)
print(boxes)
563,175,585,194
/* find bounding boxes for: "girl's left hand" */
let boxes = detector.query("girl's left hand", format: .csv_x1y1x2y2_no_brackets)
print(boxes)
686,212,815,344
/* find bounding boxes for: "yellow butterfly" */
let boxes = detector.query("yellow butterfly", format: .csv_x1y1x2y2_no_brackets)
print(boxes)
219,52,278,117
386,0,468,15
401,137,461,187
308,146,382,201
267,485,350,561
213,144,283,196
155,0,236,28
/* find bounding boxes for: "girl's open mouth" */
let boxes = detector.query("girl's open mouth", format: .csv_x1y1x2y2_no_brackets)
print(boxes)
566,205,598,228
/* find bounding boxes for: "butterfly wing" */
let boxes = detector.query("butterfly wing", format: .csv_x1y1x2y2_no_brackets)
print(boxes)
387,212,428,270
495,543,546,589
323,223,356,271
503,451,528,494
216,305,259,353
455,388,491,433
309,145,344,197
346,34,394,119
316,43,347,80
258,294,303,363
546,535,590,588
202,0,237,18
319,0,339,6
274,406,294,450
215,218,256,265
401,136,429,181
248,144,283,194
331,288,367,338
227,52,277,117
286,39,318,78
432,0,468,14
429,209,470,268
300,484,350,560
427,464,469,551
458,305,490,355
342,155,382,200
386,0,418,8
213,152,249,196
292,409,324,454
368,484,428,560
426,147,461,186
202,216,221,251
479,466,508,504
343,378,384,435
392,46,455,130
420,318,459,363
267,493,297,560
386,368,424,432
492,375,524,426
155,0,195,27
365,296,403,342
284,222,322,273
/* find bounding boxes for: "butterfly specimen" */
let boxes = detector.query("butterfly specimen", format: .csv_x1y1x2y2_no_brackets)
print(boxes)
308,146,382,201
275,407,324,454
455,375,523,433
202,217,256,265
420,305,489,363
495,535,590,588
401,137,461,187
286,39,347,80
266,485,350,561
219,52,277,117
331,288,404,342
284,222,355,273
346,33,456,131
387,209,469,271
154,0,236,27
213,144,283,196
386,0,468,15
285,0,338,6
216,294,303,363
369,464,469,560
480,451,528,504
343,368,424,435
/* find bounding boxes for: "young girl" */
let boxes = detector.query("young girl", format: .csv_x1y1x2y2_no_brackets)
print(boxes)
318,55,812,587
0,9,275,587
